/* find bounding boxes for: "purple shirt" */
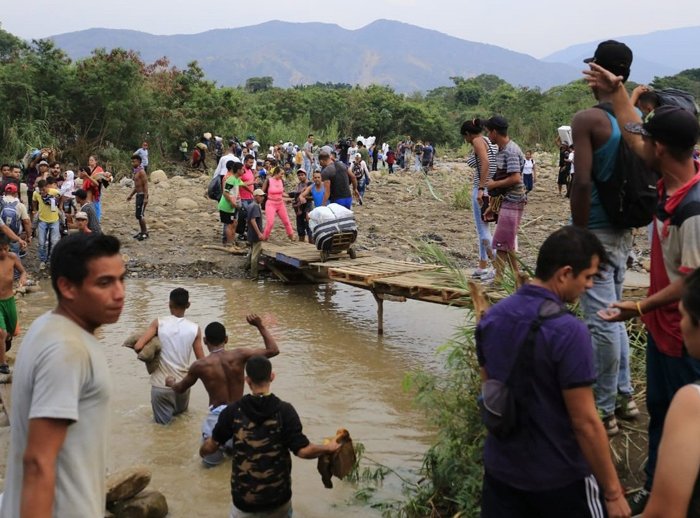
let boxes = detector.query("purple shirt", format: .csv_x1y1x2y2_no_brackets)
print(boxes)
476,284,595,491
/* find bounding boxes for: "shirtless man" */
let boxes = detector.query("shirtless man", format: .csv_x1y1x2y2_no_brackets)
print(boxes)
166,314,279,466
0,234,27,374
126,154,149,241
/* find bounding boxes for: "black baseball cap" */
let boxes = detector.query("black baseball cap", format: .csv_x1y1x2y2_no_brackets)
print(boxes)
584,40,633,82
625,105,700,149
484,115,509,131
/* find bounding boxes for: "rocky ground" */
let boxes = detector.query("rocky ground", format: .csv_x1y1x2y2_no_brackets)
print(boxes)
21,151,651,279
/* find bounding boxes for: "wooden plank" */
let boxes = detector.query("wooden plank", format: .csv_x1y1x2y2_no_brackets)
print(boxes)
328,260,439,285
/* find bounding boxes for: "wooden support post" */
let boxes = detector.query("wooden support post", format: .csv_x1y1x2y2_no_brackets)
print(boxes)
467,280,491,323
373,292,384,335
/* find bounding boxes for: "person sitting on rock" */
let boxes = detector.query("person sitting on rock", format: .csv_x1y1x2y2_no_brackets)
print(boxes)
166,316,279,466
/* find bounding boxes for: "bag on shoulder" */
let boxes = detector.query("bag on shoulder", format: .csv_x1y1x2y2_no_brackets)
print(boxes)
593,103,659,229
207,174,222,201
656,88,699,117
478,299,568,440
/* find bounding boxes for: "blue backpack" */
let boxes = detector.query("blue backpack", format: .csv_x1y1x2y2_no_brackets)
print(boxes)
1,199,21,234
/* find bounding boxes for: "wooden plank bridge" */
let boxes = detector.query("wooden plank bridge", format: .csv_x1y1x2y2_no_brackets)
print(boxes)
260,241,650,334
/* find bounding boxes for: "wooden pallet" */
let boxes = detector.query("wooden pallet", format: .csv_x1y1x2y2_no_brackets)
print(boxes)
328,260,439,287
309,256,384,277
371,270,472,306
261,241,356,268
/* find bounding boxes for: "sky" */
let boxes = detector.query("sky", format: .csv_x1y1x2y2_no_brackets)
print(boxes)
2,0,700,58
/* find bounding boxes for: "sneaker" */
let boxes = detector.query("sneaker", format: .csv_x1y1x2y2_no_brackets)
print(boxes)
602,414,619,436
39,262,46,271
0,363,10,375
480,269,496,283
133,232,142,239
627,488,650,515
471,268,489,278
135,233,147,241
616,394,640,420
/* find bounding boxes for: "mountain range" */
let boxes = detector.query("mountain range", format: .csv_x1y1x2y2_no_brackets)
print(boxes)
48,20,700,93
544,25,700,83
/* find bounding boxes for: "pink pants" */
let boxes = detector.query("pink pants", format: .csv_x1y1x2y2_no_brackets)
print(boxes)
262,199,294,239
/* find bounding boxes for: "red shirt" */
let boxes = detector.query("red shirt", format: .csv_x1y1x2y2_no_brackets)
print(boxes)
239,168,255,200
82,176,100,202
643,163,700,357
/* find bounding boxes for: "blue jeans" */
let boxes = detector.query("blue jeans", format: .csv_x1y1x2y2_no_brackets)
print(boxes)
303,157,312,174
644,333,700,490
472,187,492,262
94,200,102,220
330,197,352,209
578,227,634,415
38,220,60,263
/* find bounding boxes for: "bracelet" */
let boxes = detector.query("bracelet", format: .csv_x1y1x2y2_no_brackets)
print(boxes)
636,301,644,317
604,491,623,502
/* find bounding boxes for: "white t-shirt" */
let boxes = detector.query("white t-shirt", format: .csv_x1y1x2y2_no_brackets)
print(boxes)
1,312,111,518
522,158,535,175
213,153,241,177
568,151,575,174
150,315,199,388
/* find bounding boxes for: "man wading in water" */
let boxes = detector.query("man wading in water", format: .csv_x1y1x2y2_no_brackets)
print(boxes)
166,315,279,466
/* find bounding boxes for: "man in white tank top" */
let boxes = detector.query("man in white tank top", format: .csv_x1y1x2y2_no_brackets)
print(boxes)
134,288,204,424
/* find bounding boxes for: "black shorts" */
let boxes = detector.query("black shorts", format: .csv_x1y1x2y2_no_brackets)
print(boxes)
481,472,606,518
135,193,146,220
219,210,237,224
557,167,570,186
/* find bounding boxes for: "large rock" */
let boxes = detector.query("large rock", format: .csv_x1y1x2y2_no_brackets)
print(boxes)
119,177,135,189
175,198,198,210
109,490,168,518
106,466,152,504
150,170,168,184
110,490,168,518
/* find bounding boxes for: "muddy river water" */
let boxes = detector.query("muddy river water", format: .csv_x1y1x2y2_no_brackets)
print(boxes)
4,278,467,517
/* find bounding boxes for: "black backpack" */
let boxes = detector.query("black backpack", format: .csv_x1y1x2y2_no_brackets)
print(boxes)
207,174,222,201
656,88,699,117
593,103,659,229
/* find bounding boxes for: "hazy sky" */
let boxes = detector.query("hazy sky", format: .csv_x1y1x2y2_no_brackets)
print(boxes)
2,0,699,58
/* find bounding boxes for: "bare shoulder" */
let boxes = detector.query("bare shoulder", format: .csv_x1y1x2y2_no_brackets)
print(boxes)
673,384,700,411
572,106,606,127
223,349,249,365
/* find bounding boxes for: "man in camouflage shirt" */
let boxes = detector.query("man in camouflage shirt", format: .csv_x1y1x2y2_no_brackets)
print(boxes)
200,356,339,517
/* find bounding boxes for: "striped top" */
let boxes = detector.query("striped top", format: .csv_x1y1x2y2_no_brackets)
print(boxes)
466,136,498,189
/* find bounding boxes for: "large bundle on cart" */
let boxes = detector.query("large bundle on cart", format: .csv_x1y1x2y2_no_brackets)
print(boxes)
309,204,358,261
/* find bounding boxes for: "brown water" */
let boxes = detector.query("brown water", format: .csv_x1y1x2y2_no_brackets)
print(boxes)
6,278,467,517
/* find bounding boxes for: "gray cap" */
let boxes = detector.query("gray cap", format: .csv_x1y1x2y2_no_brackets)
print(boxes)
319,145,334,156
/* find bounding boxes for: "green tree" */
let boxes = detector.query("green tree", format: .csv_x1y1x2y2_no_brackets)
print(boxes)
244,76,274,93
